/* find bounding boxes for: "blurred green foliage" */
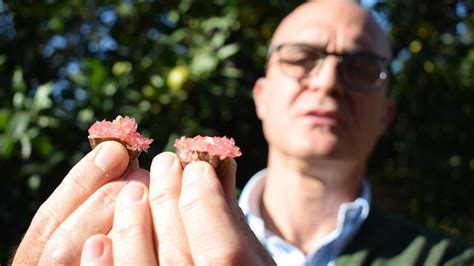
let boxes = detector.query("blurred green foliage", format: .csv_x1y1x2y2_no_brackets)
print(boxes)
0,0,473,262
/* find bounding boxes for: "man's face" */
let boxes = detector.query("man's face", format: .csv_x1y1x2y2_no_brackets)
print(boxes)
253,0,394,165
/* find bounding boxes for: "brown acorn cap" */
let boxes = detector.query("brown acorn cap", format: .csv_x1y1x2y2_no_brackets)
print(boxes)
177,151,231,179
88,136,141,161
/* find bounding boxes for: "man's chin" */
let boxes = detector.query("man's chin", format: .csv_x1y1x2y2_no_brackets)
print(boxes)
289,143,341,160
269,131,350,159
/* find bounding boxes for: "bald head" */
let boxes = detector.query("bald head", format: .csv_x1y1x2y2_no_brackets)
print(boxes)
271,0,392,60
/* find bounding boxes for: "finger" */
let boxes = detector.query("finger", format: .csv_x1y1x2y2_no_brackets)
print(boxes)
217,158,245,226
112,182,157,265
219,158,238,205
149,152,192,265
80,234,113,266
14,141,129,265
219,159,276,264
38,168,149,265
129,158,140,170
182,160,275,264
179,161,256,265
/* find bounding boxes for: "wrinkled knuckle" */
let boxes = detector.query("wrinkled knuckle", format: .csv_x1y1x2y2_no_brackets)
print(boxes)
29,204,62,244
160,258,193,266
114,222,147,241
178,187,207,215
67,163,94,193
94,185,118,211
69,173,89,195
159,245,192,266
43,236,76,265
149,186,180,209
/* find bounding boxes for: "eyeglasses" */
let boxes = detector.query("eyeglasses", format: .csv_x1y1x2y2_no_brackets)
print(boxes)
268,43,391,91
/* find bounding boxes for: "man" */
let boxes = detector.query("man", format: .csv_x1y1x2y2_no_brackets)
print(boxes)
13,0,473,265
239,1,473,264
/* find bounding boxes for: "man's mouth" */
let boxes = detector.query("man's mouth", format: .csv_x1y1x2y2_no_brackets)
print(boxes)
300,110,341,127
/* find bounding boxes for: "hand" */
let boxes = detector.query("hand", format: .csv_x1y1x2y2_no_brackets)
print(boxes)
149,152,274,265
81,152,275,265
80,182,157,265
13,141,150,265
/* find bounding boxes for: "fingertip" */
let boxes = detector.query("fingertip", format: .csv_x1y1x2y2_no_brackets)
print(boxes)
182,159,206,172
94,141,129,174
125,168,150,186
97,141,129,158
152,152,178,168
181,161,225,197
118,182,147,205
182,161,208,186
150,152,180,180
81,234,113,265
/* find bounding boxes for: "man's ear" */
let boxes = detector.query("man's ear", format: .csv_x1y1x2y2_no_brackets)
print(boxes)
253,77,268,120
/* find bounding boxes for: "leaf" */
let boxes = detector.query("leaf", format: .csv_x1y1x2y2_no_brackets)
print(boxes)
78,108,94,125
37,115,60,128
33,135,53,157
217,43,239,60
33,83,53,111
201,10,238,31
48,17,64,32
12,67,27,92
191,51,218,76
69,72,89,87
178,0,193,13
0,135,15,158
221,66,242,78
0,109,10,130
84,58,107,89
0,55,6,66
112,61,132,76
20,135,32,159
28,175,41,191
8,111,30,141
163,132,180,152
210,32,227,48
163,28,188,45
117,2,135,16
12,92,25,109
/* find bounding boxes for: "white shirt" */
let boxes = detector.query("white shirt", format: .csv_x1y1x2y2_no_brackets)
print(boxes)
238,169,371,265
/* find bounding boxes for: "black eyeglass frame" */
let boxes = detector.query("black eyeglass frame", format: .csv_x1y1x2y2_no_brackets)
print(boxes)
267,43,392,91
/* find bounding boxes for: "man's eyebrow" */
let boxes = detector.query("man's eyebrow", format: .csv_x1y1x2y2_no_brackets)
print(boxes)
351,30,392,59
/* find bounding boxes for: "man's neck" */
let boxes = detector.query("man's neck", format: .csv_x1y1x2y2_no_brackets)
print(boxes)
260,151,365,254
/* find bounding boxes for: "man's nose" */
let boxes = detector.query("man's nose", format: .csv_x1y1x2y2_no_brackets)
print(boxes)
302,56,343,95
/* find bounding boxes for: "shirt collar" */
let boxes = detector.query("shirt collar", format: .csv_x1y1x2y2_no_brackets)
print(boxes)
238,168,372,265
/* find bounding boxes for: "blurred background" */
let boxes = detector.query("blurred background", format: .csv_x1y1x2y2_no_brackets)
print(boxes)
1,0,473,262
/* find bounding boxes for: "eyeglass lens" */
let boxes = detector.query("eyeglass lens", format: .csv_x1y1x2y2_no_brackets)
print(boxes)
276,44,386,89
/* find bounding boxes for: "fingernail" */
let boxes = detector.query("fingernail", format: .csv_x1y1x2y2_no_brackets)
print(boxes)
94,142,124,172
122,182,144,204
153,152,175,176
182,162,204,185
83,237,104,261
